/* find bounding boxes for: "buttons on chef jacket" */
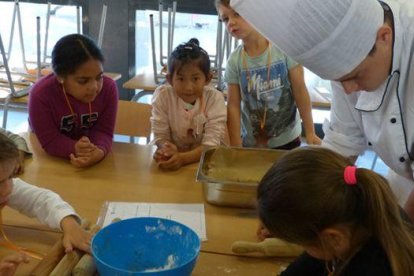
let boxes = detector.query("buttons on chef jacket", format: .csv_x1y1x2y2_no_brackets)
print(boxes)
390,117,397,123
399,156,406,162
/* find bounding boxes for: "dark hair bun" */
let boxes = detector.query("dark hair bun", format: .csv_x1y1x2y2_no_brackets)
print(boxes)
188,38,200,47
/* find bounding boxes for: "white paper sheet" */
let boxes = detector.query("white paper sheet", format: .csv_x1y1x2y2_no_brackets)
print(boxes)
100,202,207,241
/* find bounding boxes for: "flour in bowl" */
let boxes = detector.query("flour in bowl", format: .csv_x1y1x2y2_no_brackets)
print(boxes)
143,254,177,272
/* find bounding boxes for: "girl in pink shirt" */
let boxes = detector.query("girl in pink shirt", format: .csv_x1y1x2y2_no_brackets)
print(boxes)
151,38,227,170
29,34,118,168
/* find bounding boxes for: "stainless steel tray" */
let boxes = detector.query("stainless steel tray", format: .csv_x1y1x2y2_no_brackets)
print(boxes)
196,147,286,208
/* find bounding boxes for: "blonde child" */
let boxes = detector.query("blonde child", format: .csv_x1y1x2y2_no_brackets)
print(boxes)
0,129,31,175
258,146,414,275
151,38,227,170
0,135,91,274
216,0,320,149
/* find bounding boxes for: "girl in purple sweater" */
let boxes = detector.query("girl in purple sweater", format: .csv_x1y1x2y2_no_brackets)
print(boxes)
29,34,118,168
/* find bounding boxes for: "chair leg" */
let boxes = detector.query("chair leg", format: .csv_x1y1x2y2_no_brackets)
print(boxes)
370,153,379,171
2,101,9,129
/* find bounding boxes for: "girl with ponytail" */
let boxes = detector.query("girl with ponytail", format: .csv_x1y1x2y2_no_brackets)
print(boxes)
258,146,414,275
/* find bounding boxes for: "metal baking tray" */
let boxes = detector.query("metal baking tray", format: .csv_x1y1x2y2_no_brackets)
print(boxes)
196,147,287,208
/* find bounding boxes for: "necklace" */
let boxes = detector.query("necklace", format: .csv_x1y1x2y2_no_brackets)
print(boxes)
182,94,205,137
0,207,44,259
62,85,93,132
325,259,338,276
241,43,272,131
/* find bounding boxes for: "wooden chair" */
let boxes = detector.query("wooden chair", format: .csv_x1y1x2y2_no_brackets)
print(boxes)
114,100,152,143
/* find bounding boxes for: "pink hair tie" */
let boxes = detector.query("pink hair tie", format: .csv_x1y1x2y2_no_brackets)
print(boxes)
344,166,357,185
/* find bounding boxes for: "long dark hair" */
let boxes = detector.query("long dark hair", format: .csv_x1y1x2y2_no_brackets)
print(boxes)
52,34,104,77
258,146,414,275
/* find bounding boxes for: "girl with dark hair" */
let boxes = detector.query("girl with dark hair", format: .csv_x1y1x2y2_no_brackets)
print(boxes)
258,146,414,275
151,38,226,170
28,34,118,168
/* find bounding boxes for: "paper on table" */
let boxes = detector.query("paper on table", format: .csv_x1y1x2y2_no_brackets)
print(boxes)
100,202,207,241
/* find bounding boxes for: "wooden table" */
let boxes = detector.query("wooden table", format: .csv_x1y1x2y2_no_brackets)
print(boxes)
123,71,331,109
1,132,289,274
0,225,286,276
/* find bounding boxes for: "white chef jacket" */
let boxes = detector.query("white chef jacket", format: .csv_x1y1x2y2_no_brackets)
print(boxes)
322,0,414,204
7,178,79,230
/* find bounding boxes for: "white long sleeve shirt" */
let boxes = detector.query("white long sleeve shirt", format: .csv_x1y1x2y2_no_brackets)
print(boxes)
322,0,414,204
8,178,79,230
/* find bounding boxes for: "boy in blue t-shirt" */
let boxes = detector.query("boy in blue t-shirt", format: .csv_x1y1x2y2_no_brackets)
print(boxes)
216,0,320,149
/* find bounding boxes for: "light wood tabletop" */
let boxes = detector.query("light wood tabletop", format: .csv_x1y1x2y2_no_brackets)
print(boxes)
0,225,285,275
1,132,292,274
122,71,161,91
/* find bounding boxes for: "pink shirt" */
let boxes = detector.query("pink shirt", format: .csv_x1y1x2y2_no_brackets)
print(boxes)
151,85,227,151
28,74,118,159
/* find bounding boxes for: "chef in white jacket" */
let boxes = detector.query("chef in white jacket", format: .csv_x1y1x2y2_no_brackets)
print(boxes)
230,0,414,219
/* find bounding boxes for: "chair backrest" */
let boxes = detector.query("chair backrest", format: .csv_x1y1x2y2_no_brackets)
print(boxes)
115,100,152,142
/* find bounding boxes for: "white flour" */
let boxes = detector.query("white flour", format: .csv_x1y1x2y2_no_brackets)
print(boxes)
145,220,183,236
143,254,177,272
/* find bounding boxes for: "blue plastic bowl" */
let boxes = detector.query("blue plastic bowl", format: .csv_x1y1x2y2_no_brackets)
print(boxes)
91,217,201,275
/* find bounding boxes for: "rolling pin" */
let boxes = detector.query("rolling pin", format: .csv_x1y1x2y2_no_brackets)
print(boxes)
49,222,102,276
72,218,122,276
49,249,83,276
231,238,303,257
30,219,91,276
71,224,101,276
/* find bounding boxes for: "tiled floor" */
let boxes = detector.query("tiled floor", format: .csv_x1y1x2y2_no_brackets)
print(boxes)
1,106,389,176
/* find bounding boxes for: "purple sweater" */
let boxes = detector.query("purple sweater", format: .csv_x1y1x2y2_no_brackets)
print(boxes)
28,74,118,159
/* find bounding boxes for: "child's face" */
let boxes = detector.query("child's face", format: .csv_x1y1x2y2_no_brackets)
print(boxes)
302,244,334,260
0,160,16,208
168,62,210,104
217,4,254,40
60,59,104,103
302,226,353,261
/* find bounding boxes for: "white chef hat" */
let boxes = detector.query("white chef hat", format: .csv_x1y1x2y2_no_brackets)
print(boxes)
230,0,384,80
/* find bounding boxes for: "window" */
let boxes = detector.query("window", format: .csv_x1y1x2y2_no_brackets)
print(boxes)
135,9,219,75
0,1,80,69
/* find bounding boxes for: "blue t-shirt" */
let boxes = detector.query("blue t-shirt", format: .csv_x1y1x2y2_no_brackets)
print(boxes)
225,44,301,148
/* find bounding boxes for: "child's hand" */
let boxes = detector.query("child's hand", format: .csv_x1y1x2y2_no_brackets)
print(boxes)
305,133,322,145
74,137,96,157
158,151,183,170
257,222,272,241
0,253,30,276
154,141,177,162
69,147,105,168
60,216,92,254
154,141,183,170
14,150,26,175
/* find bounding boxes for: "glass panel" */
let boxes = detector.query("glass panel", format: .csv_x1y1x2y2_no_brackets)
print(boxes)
0,1,80,69
135,9,218,75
